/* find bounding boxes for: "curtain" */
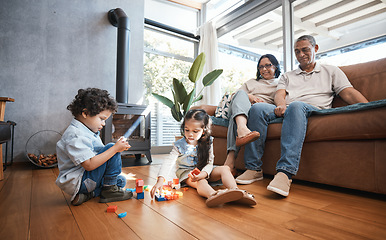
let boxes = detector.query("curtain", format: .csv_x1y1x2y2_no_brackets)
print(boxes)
196,21,221,106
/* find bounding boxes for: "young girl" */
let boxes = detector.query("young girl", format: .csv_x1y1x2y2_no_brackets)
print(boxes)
56,88,133,206
150,109,256,207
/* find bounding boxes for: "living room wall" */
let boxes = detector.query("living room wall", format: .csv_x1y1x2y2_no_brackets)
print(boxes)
0,0,144,163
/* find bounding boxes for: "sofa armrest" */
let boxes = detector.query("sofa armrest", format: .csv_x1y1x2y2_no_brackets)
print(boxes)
191,105,217,116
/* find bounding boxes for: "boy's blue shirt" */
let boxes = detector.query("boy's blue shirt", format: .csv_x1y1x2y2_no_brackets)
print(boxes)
55,118,104,200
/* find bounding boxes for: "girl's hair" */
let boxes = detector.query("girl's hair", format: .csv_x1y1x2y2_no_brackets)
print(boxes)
256,54,281,79
180,109,212,171
67,88,118,117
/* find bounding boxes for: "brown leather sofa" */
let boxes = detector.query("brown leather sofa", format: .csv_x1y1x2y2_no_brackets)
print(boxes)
195,58,386,194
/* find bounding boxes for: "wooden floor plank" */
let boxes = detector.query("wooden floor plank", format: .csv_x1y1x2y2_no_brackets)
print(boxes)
321,202,386,225
64,195,141,240
113,199,197,240
0,164,12,191
29,169,83,240
142,198,256,240
0,164,32,239
284,209,386,240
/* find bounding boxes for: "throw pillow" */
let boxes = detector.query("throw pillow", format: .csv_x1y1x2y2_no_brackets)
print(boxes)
215,93,232,119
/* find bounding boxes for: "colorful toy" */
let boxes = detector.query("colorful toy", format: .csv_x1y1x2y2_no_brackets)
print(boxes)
118,212,127,218
191,168,200,175
136,179,145,199
172,178,180,190
154,185,183,201
137,192,144,199
155,194,167,201
136,179,144,193
107,205,117,213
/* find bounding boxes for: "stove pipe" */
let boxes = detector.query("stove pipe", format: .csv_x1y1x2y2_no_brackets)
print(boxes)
108,8,130,103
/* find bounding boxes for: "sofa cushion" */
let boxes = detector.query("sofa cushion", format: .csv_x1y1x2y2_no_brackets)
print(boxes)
306,107,386,142
337,57,386,105
214,93,232,119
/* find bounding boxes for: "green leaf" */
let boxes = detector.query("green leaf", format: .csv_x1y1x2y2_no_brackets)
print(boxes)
182,88,196,114
173,78,187,104
202,69,223,87
171,90,181,113
188,52,205,83
192,94,203,103
171,105,183,122
152,93,174,109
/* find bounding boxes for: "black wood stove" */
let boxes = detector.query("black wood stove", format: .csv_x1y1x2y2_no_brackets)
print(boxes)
102,8,152,163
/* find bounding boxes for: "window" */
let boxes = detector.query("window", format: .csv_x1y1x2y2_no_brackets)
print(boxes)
213,2,284,95
317,36,386,66
144,27,197,147
204,0,386,89
144,0,199,148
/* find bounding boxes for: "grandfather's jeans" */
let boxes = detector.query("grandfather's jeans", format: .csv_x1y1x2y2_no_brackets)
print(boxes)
78,143,126,196
244,101,318,175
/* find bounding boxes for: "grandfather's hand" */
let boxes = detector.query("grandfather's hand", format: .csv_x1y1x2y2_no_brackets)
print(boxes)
274,105,286,117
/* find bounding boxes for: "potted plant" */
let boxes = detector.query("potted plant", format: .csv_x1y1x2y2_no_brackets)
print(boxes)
152,52,223,122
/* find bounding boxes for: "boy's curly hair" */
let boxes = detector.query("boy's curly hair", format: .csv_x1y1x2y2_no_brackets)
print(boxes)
67,88,118,117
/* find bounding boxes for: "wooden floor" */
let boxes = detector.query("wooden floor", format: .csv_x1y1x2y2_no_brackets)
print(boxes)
1,156,386,240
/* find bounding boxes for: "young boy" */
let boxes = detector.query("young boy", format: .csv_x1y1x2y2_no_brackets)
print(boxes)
56,88,132,206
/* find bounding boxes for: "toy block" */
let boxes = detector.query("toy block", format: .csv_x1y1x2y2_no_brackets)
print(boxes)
126,188,135,192
144,185,149,191
136,186,143,193
136,192,144,199
172,193,179,200
136,179,144,187
191,168,200,175
155,195,167,201
165,194,173,200
173,178,179,184
107,205,117,213
118,212,127,218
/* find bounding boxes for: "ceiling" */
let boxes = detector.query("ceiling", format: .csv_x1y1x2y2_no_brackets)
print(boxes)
211,0,386,54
